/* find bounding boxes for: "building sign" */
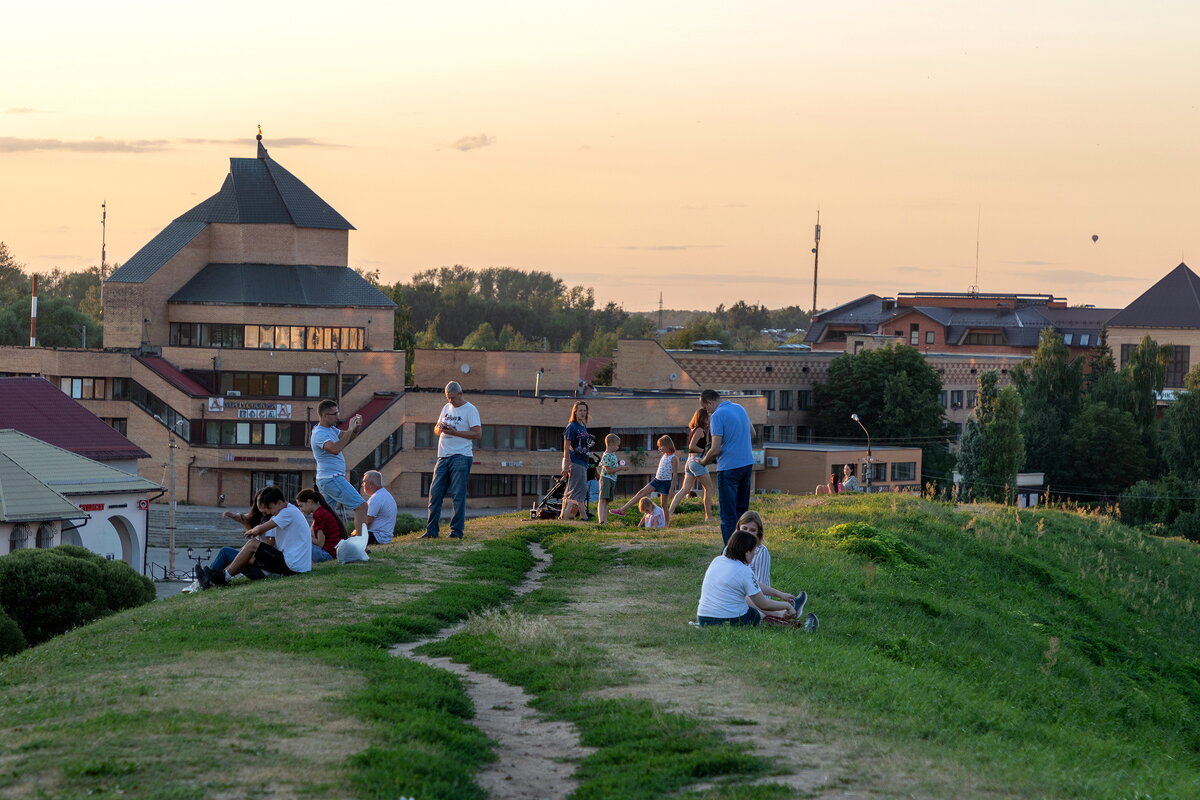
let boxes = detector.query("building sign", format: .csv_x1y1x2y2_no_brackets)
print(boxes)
208,399,293,419
79,503,105,511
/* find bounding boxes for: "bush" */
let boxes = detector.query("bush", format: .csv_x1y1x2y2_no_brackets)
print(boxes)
0,546,155,648
394,513,424,536
825,522,921,566
1172,510,1200,543
1119,477,1198,527
0,608,26,658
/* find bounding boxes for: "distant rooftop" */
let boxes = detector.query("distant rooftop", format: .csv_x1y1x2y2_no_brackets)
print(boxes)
169,263,396,309
0,377,151,461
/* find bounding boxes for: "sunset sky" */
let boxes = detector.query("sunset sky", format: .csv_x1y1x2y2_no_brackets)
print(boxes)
3,1,1199,312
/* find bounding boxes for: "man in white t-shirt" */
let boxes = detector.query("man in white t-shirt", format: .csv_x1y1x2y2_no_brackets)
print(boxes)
197,485,312,588
421,381,481,539
361,469,397,544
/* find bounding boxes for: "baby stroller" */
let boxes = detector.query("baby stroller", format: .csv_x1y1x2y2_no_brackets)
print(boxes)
530,453,600,520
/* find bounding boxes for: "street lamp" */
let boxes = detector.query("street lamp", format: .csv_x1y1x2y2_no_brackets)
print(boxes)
850,413,873,492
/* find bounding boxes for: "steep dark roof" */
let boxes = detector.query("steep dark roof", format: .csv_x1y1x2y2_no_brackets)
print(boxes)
0,377,151,461
108,140,355,284
1108,263,1200,328
136,356,213,397
169,263,396,308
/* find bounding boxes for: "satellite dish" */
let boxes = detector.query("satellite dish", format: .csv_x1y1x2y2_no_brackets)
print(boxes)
460,363,471,374
668,372,678,382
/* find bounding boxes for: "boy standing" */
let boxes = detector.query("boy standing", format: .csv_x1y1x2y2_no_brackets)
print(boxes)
597,434,627,523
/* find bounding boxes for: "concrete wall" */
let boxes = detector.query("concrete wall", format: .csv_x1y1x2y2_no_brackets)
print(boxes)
413,349,582,392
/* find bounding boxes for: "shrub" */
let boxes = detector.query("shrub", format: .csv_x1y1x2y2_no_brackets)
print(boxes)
825,522,921,565
1119,477,1198,527
1172,510,1200,543
0,608,25,658
394,513,424,536
0,546,156,647
1119,480,1157,526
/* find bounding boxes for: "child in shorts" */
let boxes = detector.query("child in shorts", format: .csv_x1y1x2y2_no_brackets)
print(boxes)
611,435,677,525
597,434,627,523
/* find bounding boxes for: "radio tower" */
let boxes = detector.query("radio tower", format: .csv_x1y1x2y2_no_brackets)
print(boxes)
99,201,107,312
810,210,821,316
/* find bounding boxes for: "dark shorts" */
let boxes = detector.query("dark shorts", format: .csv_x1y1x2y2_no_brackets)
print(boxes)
697,607,762,627
251,541,296,577
599,478,616,502
650,478,672,495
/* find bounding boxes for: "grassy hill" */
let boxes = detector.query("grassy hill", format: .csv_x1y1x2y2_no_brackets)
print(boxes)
1,495,1197,799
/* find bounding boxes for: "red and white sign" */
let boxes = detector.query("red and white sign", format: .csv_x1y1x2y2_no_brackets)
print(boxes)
137,499,149,510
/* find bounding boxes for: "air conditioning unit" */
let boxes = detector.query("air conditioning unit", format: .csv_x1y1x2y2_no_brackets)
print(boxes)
765,456,780,468
225,390,241,396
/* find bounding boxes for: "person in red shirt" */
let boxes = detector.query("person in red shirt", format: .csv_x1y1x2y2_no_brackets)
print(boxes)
296,487,346,563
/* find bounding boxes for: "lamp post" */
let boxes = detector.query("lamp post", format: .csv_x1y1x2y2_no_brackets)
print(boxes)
158,416,186,577
850,413,873,492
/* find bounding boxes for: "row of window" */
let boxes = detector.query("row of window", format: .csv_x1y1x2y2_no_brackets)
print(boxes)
762,425,813,443
8,522,56,551
1121,343,1190,388
169,323,366,351
200,421,308,447
215,371,360,399
760,390,812,411
939,389,978,410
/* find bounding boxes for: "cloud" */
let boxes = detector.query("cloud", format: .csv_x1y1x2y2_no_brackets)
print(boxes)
451,133,495,152
1016,268,1138,283
681,203,749,210
895,265,936,273
560,270,802,286
0,137,168,153
6,107,38,114
180,136,344,148
619,245,725,251
1002,259,1056,266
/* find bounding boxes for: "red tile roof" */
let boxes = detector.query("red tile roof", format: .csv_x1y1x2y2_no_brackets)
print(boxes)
136,356,211,396
0,377,151,461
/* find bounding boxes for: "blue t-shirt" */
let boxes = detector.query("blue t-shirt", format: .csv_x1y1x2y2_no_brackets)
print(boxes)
564,421,593,466
311,424,346,479
709,400,753,471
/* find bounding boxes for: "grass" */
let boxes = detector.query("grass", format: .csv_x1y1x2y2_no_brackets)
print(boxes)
1,495,1198,799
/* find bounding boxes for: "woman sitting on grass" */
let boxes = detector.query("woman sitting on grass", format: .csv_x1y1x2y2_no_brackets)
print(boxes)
738,511,817,631
296,487,345,563
695,529,797,626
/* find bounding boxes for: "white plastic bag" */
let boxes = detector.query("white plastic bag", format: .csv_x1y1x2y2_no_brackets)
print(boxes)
336,534,370,563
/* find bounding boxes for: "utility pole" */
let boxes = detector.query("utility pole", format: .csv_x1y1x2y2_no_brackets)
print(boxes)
810,210,821,317
100,201,107,311
658,292,664,334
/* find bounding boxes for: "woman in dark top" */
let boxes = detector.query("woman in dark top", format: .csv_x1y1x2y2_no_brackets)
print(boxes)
560,401,593,520
668,407,715,521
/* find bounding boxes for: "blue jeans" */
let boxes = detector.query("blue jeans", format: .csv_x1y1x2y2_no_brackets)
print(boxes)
426,454,472,537
312,545,334,563
697,607,761,627
717,464,753,545
207,545,268,580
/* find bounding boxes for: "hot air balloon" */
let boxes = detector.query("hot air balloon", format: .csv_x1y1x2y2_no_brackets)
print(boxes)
1092,235,1099,243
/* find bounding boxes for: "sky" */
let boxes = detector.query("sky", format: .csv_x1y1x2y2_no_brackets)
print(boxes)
3,0,1200,312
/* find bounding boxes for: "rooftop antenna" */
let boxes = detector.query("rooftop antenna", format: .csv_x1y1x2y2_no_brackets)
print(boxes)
810,209,821,317
658,291,664,333
968,204,981,295
99,200,107,312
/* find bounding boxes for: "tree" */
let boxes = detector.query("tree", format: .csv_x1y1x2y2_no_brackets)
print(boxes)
956,371,999,501
1161,389,1200,481
1087,335,1168,471
462,322,499,350
660,316,732,349
1012,330,1082,490
0,242,30,307
0,296,101,347
585,330,618,358
415,316,443,349
1068,402,1145,497
591,360,615,386
40,266,102,311
977,386,1024,503
812,344,954,481
562,331,583,354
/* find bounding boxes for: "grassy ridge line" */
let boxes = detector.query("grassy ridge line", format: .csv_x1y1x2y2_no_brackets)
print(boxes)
0,533,537,800
425,525,785,800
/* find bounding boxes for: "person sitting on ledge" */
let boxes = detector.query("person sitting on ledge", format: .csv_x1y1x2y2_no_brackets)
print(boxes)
198,486,312,588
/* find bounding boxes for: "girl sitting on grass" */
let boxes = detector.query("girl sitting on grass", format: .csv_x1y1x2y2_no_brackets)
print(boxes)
639,496,666,528
738,510,817,631
296,487,346,563
612,435,677,525
695,529,797,626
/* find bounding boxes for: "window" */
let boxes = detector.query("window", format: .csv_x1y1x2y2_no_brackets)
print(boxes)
966,390,978,409
200,421,300,447
761,425,775,442
421,473,518,498
169,322,364,350
910,323,920,346
59,377,107,399
870,463,888,483
414,423,434,448
127,380,190,440
762,390,775,410
950,390,964,409
796,390,812,410
351,426,404,478
823,330,848,342
1166,345,1191,388
9,523,31,551
779,390,793,410
938,390,947,408
36,523,56,549
964,332,1004,346
925,331,935,345
1080,334,1090,346
531,426,564,450
251,471,303,500
777,425,796,443
215,372,344,398
891,462,916,481
481,425,527,450
102,418,128,436
1063,333,1073,345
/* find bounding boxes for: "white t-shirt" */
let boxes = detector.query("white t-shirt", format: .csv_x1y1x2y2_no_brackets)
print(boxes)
437,401,481,458
696,556,760,619
749,544,771,590
640,505,666,528
367,487,397,543
271,503,313,573
655,453,675,481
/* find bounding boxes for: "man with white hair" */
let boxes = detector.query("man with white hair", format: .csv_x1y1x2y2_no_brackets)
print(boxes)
421,381,481,539
360,469,397,544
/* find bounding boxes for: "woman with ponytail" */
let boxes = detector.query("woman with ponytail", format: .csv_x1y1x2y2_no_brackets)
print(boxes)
296,487,346,563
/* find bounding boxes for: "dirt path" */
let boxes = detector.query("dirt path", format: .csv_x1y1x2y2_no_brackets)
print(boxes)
390,543,593,800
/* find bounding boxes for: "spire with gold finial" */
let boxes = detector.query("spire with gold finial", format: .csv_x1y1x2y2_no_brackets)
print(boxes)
256,123,268,159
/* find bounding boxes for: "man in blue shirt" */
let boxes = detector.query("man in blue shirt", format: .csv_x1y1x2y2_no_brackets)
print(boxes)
698,389,754,544
310,398,367,538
